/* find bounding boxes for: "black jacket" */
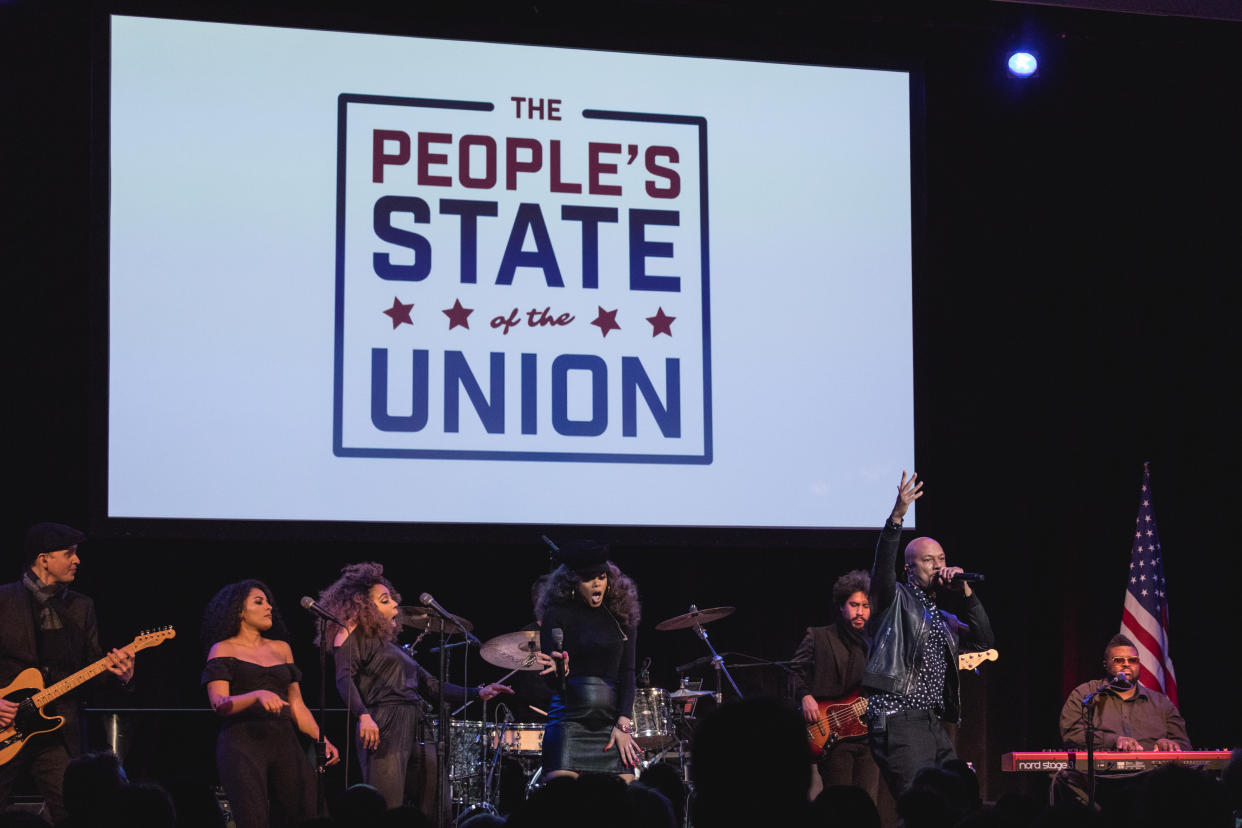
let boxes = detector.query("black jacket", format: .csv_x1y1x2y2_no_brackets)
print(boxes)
861,522,994,724
0,579,106,750
791,620,869,700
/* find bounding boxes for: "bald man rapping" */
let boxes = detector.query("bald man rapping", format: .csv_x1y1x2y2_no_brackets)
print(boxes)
860,472,994,797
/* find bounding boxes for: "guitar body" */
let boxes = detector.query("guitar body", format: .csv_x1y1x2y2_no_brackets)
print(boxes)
0,668,66,766
806,692,868,761
0,627,175,768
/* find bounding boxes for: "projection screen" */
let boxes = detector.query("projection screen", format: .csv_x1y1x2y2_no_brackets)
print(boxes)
106,15,916,529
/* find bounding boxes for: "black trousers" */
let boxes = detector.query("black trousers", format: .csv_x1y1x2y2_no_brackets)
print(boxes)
867,708,956,797
0,732,73,823
356,703,442,819
818,739,881,796
215,720,316,828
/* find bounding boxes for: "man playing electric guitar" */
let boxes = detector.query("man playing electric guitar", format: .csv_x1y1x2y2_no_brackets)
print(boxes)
0,523,136,822
792,569,884,805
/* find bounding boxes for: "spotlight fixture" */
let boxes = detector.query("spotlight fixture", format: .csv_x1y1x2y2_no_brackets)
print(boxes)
1007,51,1038,78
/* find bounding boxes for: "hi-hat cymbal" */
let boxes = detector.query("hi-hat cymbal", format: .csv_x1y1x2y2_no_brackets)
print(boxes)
654,606,735,631
398,606,473,635
479,630,543,670
669,688,715,699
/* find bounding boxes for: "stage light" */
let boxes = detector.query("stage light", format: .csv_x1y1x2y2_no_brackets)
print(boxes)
1007,52,1038,77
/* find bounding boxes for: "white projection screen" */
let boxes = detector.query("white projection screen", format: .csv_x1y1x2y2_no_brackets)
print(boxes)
106,14,916,531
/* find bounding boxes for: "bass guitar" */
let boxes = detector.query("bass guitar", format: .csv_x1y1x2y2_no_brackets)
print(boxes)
0,627,175,766
805,692,868,759
804,649,999,760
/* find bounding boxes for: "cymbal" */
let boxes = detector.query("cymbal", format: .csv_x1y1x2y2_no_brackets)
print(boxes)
397,606,473,635
480,630,543,671
669,688,714,699
654,606,735,631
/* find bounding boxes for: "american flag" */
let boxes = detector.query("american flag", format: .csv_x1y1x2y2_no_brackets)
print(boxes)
1120,462,1177,705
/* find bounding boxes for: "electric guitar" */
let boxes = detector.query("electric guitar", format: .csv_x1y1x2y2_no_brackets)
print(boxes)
805,649,999,760
0,627,175,766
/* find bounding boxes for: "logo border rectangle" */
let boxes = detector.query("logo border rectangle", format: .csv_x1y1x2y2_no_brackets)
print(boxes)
333,93,712,465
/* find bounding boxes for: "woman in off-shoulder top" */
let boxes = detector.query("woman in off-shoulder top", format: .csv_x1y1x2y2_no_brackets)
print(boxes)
201,580,338,828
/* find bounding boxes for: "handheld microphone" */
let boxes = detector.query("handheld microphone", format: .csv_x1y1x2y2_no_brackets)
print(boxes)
550,628,567,689
300,596,344,627
949,572,986,583
541,535,560,554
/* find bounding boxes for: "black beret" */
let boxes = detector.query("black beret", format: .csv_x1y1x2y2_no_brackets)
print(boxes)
25,522,86,560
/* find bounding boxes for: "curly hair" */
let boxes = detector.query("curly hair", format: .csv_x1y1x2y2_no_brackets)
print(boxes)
831,569,871,609
533,561,641,628
314,562,402,645
200,579,289,653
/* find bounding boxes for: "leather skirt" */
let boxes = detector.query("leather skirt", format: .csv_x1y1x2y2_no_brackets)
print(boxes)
541,676,623,774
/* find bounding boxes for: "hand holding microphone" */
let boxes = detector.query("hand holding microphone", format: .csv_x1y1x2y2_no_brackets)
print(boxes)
550,628,569,690
936,567,984,594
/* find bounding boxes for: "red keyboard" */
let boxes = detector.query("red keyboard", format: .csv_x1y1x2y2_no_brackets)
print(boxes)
1001,750,1231,772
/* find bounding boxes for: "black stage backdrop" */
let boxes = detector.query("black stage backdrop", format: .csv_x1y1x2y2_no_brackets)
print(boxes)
3,0,1240,804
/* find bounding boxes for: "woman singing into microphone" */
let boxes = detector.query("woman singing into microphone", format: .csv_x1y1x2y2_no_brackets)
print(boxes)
317,562,512,814
201,580,339,828
534,541,642,780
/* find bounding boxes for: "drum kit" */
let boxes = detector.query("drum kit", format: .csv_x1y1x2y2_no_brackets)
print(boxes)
403,603,739,824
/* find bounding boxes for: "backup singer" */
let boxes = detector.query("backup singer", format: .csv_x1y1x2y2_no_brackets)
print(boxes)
0,523,135,823
534,541,642,780
319,563,511,813
202,580,339,828
862,472,994,796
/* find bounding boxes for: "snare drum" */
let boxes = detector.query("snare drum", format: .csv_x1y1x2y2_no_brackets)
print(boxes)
631,687,674,749
493,722,546,755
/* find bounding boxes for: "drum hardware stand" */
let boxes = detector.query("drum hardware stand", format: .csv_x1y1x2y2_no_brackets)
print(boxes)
685,606,743,703
428,607,477,828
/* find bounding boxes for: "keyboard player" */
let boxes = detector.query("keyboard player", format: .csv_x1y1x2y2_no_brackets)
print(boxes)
1053,634,1190,808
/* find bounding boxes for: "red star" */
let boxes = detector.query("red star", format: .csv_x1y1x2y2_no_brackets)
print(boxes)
646,307,676,337
442,298,473,330
591,306,621,337
383,297,414,328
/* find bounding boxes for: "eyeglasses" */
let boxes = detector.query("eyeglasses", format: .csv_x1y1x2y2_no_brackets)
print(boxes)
1109,657,1141,666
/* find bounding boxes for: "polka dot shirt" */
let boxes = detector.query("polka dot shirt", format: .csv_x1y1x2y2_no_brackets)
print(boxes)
865,585,949,722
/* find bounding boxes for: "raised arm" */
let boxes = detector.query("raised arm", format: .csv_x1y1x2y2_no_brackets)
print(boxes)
872,471,922,616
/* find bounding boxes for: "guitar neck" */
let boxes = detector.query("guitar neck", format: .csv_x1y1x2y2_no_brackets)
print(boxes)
33,654,118,708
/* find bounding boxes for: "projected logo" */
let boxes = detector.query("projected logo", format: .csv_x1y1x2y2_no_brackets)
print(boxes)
333,93,711,463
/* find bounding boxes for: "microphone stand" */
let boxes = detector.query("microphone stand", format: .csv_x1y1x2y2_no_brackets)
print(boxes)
1079,680,1119,810
435,613,450,828
315,616,331,817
